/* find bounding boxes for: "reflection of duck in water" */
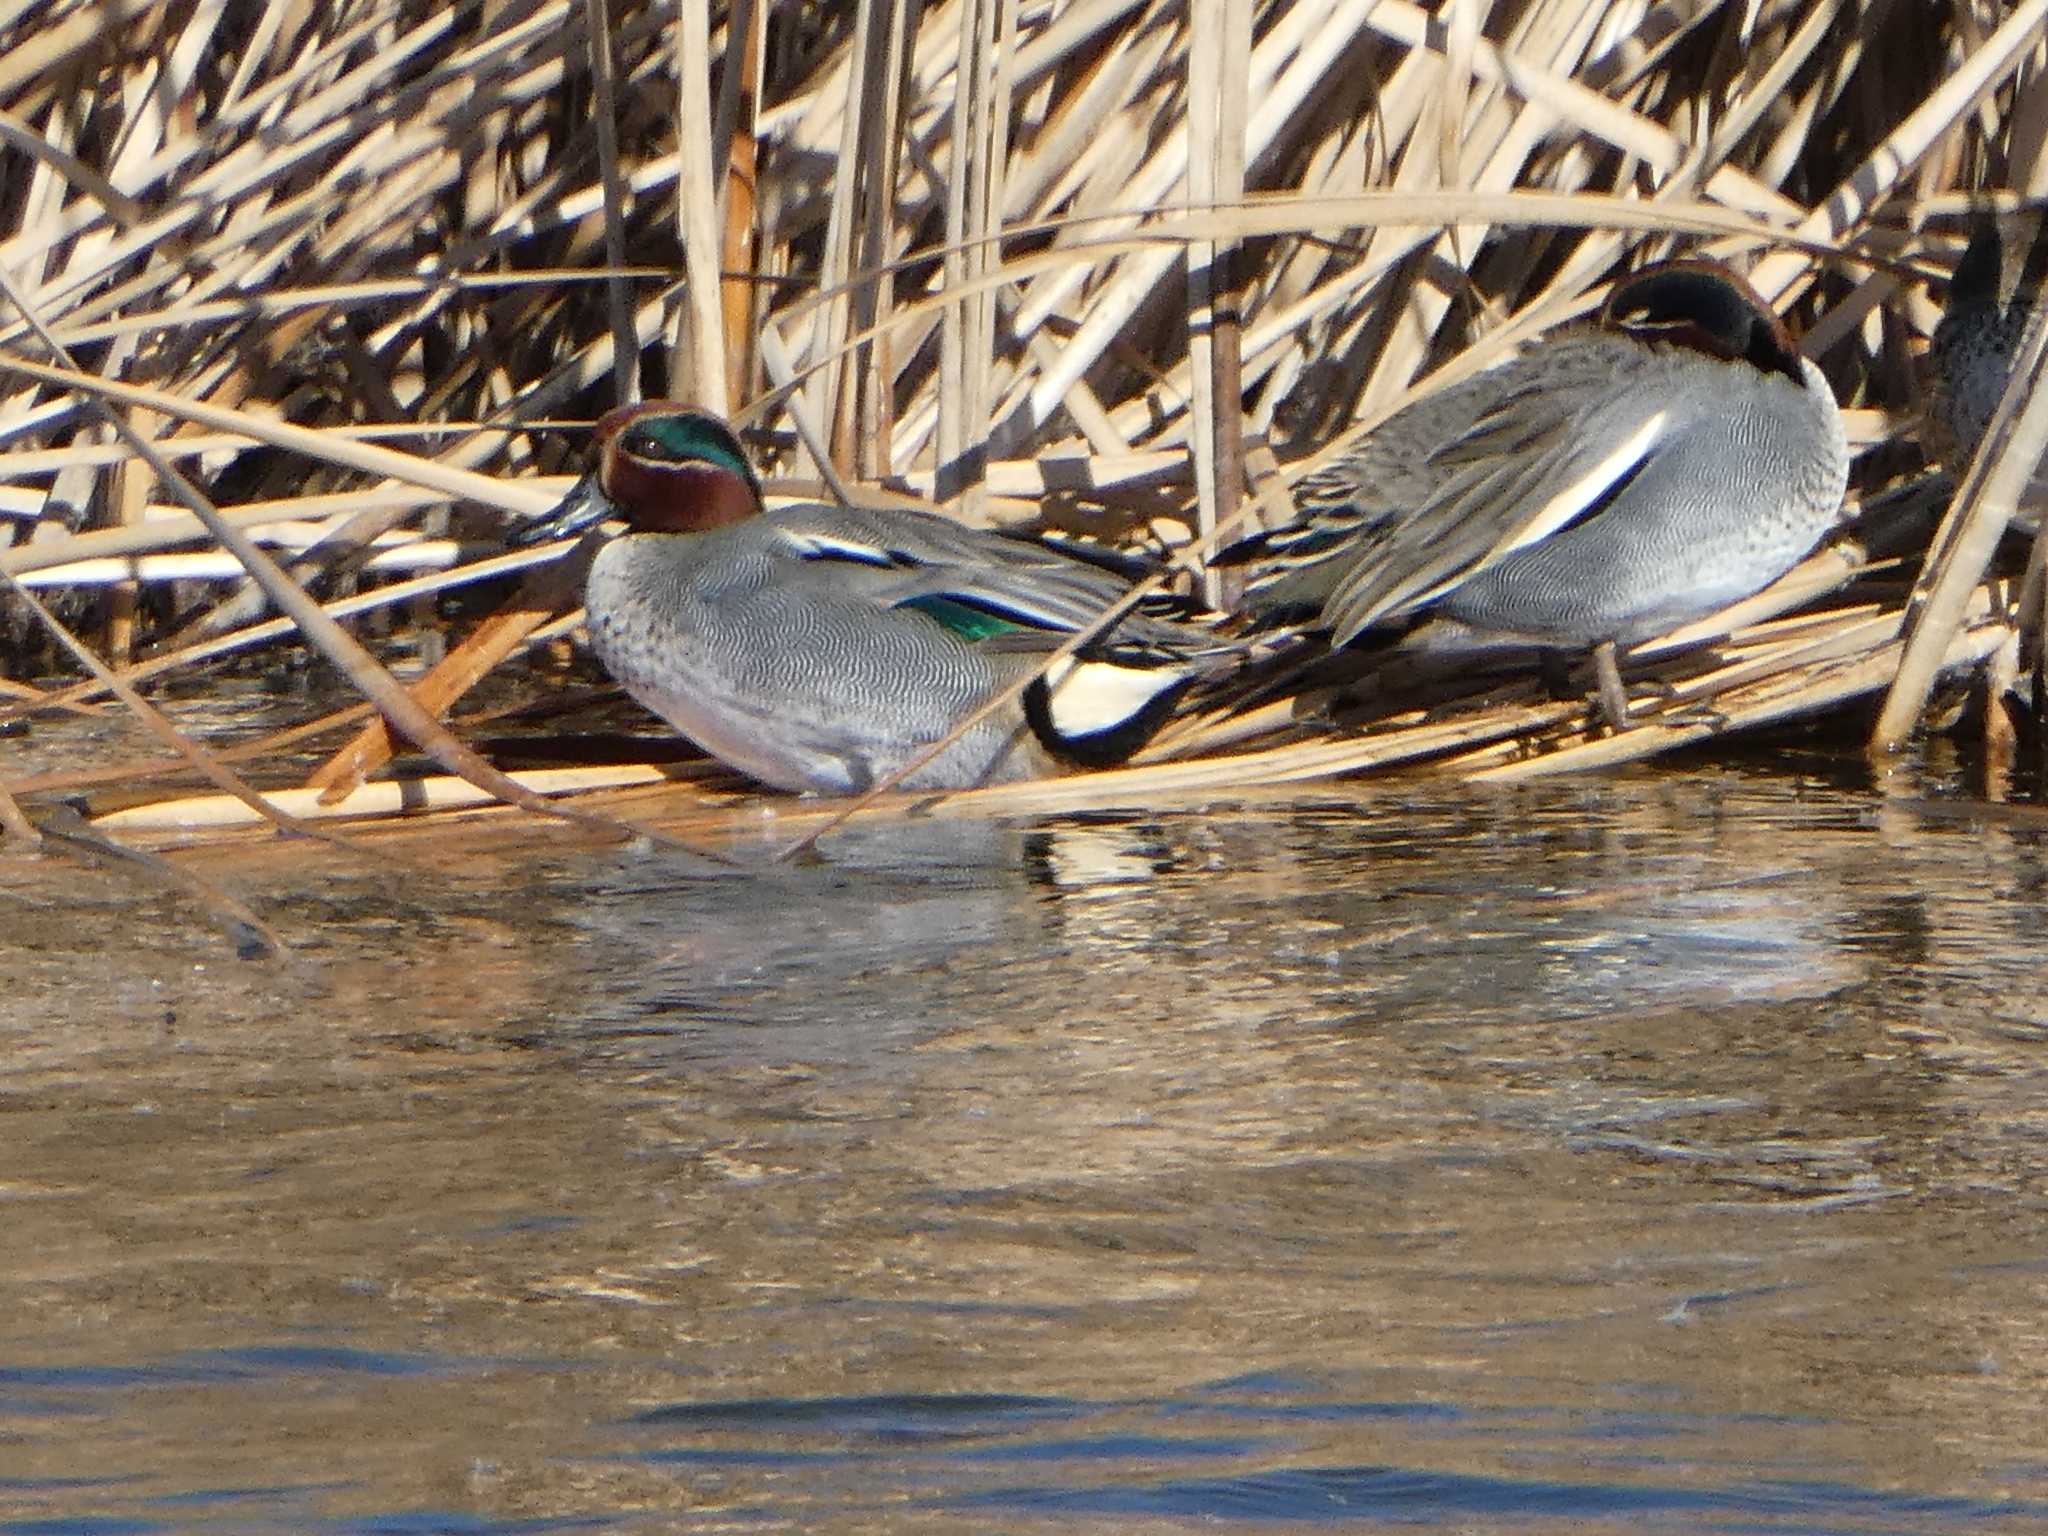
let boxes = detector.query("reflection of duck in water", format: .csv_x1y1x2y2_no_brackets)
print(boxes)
513,405,1239,794
1226,261,1850,726
544,816,1026,1064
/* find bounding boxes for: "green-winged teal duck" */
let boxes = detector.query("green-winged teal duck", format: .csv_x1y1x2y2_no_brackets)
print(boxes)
1229,259,1850,725
512,404,1233,794
1927,206,2048,503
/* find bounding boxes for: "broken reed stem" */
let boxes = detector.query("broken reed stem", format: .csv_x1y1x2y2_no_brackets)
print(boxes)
674,0,731,414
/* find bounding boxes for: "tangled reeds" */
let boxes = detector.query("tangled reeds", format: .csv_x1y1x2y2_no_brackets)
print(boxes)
3,0,2047,853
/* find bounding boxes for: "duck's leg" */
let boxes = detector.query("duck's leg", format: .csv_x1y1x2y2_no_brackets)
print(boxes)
1535,644,1631,730
1591,640,1631,732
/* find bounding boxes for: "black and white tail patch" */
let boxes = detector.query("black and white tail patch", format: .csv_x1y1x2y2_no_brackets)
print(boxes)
1022,656,1194,768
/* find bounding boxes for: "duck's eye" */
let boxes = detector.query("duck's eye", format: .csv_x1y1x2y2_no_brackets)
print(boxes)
620,425,687,463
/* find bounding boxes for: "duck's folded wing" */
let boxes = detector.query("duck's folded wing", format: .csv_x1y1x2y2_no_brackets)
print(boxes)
884,566,1225,658
1320,358,1675,645
766,505,1174,636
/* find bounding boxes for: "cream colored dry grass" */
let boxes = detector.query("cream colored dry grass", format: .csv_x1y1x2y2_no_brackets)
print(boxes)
0,0,2044,849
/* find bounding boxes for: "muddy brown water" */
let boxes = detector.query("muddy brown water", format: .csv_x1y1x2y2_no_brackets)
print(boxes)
3,748,2048,1533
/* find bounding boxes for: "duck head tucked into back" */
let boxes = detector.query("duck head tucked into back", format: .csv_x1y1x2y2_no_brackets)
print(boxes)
1598,260,1807,383
1226,258,1850,728
514,404,1237,795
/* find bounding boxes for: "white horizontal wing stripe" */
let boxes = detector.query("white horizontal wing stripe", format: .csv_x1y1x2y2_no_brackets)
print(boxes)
1492,410,1667,559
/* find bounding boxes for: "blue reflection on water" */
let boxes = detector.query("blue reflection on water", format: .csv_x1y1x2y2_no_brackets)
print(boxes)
605,1379,2044,1533
953,1463,2048,1526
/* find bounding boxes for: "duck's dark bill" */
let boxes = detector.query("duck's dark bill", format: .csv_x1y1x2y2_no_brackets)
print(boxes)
508,473,613,548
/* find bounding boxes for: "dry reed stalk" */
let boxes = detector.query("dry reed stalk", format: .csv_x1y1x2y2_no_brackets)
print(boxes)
716,0,764,405
0,772,37,845
674,0,732,412
0,544,567,728
12,701,376,799
94,764,682,833
301,577,574,803
584,0,640,406
1185,0,1250,608
0,561,342,844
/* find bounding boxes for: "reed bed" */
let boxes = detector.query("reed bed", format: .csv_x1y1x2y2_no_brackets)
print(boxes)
2,0,2046,855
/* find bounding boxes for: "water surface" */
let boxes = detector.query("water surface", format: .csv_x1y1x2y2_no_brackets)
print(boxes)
3,761,2047,1533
